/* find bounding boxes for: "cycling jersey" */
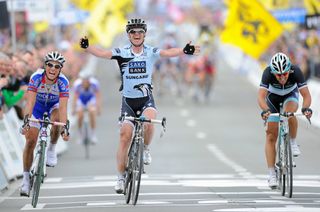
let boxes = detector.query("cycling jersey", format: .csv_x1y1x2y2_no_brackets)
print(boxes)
111,44,160,98
27,69,69,119
73,77,100,105
259,65,307,96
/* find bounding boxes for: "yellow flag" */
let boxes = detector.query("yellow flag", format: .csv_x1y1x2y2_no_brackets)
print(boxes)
220,0,283,59
70,0,99,11
258,0,289,10
85,0,134,48
304,0,320,15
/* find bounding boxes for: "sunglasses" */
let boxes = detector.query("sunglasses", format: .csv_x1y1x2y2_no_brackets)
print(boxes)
47,63,62,69
275,72,289,77
129,29,145,34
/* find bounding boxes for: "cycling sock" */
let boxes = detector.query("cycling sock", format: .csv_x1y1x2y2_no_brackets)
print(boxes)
144,144,149,149
268,167,276,176
290,138,297,145
23,172,30,183
48,143,56,151
118,173,125,180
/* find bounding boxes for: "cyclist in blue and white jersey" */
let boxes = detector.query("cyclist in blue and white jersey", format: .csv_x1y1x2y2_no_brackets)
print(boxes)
72,72,101,144
258,52,312,189
79,18,200,194
19,51,70,196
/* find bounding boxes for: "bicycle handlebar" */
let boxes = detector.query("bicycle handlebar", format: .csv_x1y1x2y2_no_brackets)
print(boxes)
28,118,67,126
119,115,167,131
269,112,304,117
268,112,311,124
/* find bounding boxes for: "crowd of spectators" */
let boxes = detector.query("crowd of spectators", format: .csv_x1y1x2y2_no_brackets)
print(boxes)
261,26,320,81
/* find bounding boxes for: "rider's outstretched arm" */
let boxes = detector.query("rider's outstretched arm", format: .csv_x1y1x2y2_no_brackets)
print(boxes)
85,45,112,59
80,37,112,59
160,42,200,57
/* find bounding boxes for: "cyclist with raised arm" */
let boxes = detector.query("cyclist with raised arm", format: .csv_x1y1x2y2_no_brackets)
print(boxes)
19,51,70,196
257,52,312,189
79,18,200,194
72,72,101,144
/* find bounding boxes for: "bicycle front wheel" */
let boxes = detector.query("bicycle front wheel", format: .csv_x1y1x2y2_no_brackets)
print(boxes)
124,171,132,204
31,142,45,208
131,138,144,205
285,139,293,198
277,136,286,196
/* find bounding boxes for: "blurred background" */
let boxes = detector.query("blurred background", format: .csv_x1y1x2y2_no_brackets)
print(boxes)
1,0,320,110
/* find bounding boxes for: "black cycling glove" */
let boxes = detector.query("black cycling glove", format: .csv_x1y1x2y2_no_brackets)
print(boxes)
301,107,312,115
80,37,89,49
61,120,70,136
183,43,195,55
261,109,271,118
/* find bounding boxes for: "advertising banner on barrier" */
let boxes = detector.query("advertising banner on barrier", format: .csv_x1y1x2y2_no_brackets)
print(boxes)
0,165,8,191
0,119,17,180
4,109,25,150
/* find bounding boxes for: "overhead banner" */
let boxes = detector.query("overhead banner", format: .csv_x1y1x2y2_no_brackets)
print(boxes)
221,0,284,59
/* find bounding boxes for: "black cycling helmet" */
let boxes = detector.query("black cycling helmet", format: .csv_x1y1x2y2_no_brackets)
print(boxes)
126,18,147,33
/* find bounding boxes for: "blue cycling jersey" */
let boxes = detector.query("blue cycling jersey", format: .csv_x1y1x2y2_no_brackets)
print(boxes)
28,69,69,112
111,44,160,98
73,78,99,105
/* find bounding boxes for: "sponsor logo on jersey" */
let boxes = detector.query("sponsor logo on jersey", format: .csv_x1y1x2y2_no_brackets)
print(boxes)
129,61,146,74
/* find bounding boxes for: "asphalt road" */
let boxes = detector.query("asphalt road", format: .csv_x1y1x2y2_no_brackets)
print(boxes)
1,56,320,212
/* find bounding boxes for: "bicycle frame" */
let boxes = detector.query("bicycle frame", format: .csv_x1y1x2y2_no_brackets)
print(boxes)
27,113,67,208
269,110,302,198
82,109,91,159
121,115,166,205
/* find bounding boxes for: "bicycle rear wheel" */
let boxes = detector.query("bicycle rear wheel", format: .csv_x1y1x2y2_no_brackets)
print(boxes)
31,142,45,208
131,138,144,205
285,139,293,198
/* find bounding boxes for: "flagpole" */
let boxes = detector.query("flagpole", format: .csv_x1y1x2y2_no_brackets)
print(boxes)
9,0,16,53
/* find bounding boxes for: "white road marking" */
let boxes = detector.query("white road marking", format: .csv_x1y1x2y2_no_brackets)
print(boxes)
207,144,251,174
44,177,62,183
213,207,320,212
180,109,190,117
86,202,116,206
21,204,45,210
186,119,196,127
196,132,207,139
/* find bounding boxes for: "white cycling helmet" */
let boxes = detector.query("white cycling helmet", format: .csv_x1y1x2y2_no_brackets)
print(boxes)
270,52,291,74
79,71,92,79
126,18,147,33
44,51,65,66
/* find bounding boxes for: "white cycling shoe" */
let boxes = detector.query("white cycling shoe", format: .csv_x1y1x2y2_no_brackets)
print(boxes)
114,178,125,194
268,174,278,189
291,142,301,157
46,150,57,167
20,175,30,197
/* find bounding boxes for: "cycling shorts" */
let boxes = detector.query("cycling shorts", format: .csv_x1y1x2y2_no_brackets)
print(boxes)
76,97,97,111
266,87,299,122
29,102,59,129
120,94,156,125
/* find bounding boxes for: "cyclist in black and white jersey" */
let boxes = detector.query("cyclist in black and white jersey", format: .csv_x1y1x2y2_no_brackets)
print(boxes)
79,18,200,194
258,52,312,189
